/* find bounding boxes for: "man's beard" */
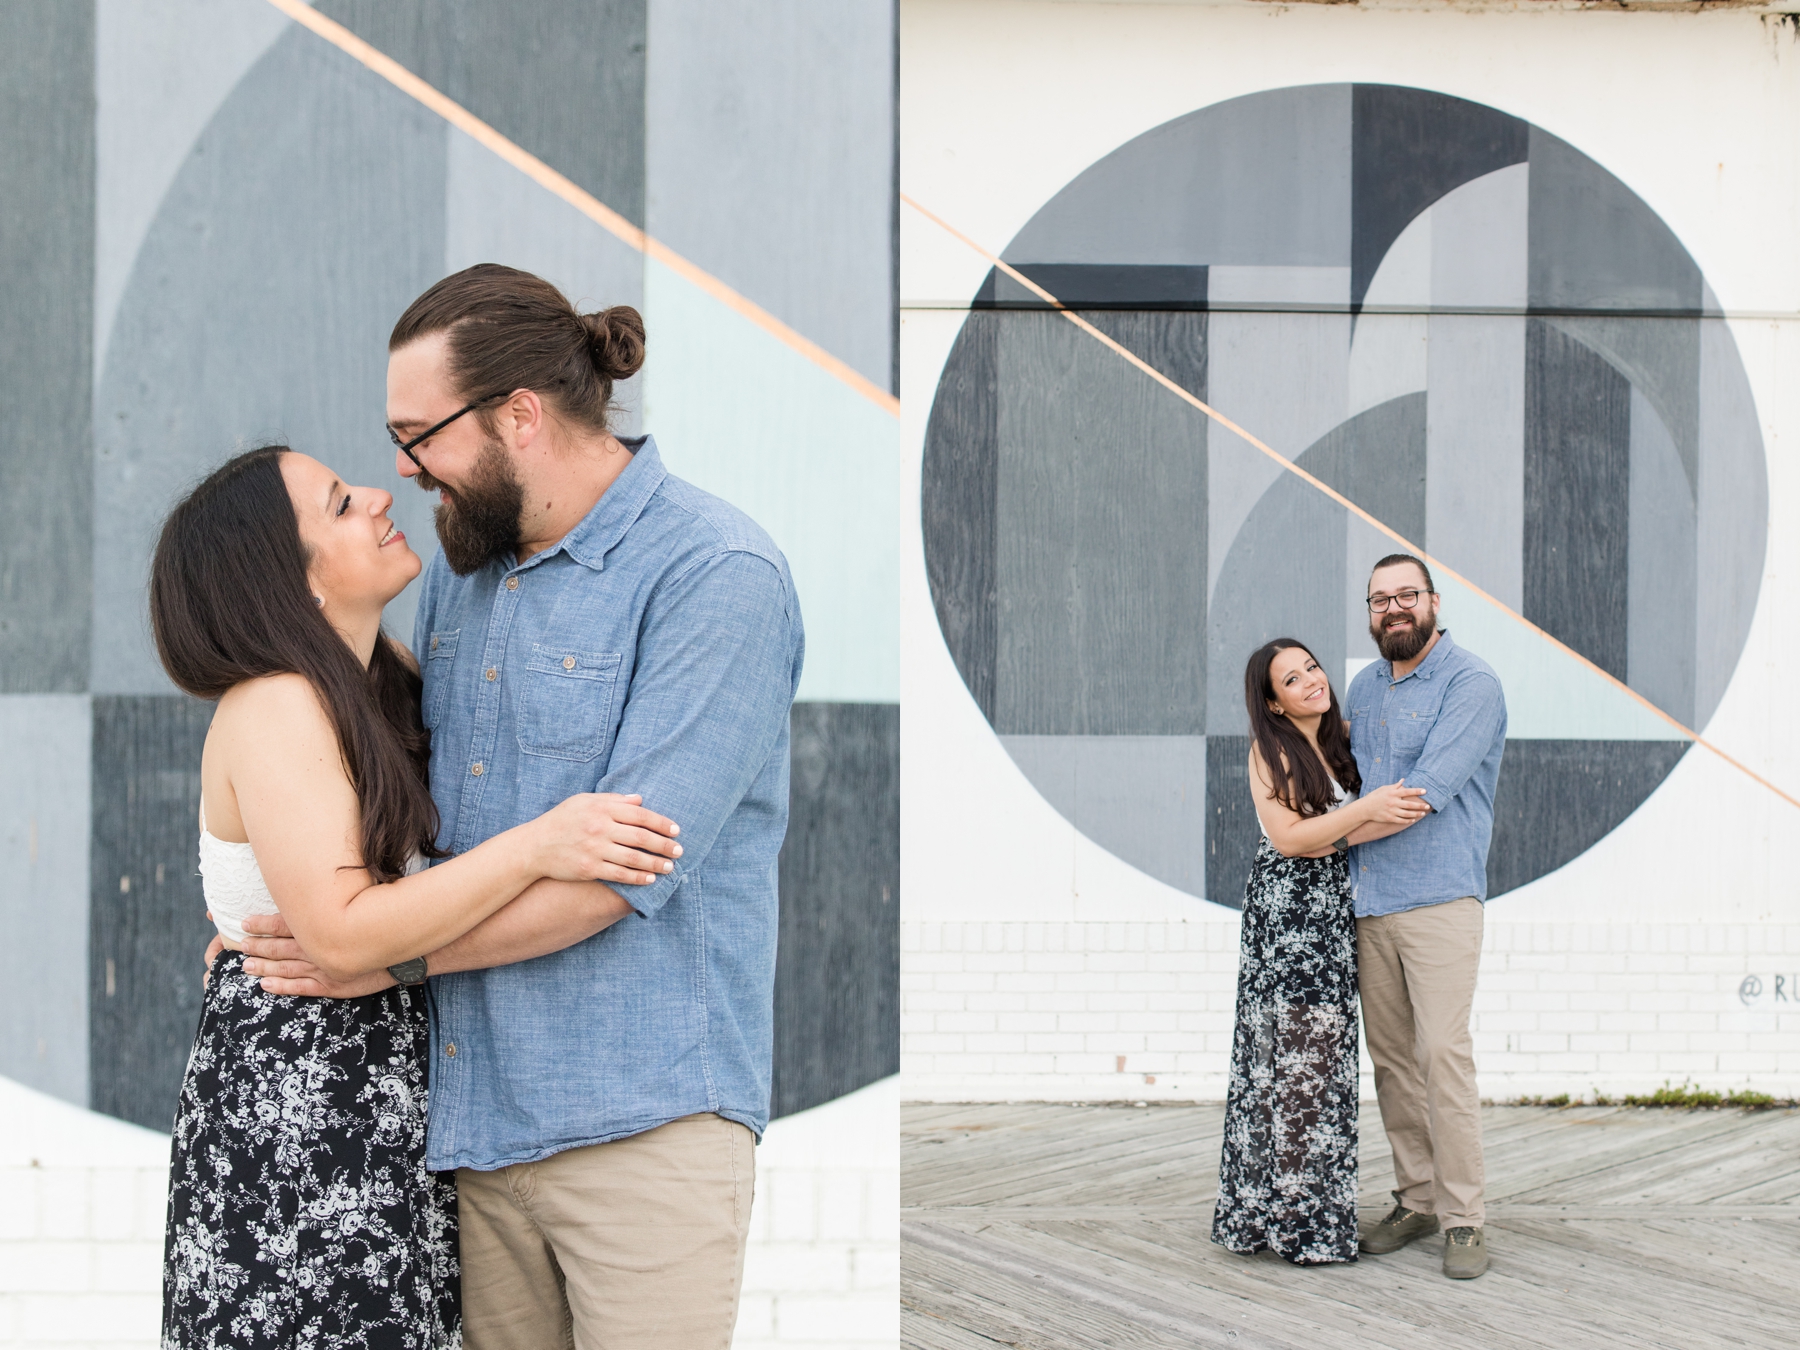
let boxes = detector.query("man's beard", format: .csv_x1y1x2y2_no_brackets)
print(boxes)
1372,606,1437,663
416,438,524,576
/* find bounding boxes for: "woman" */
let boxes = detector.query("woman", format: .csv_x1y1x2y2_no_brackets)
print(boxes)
151,446,681,1348
1211,639,1428,1265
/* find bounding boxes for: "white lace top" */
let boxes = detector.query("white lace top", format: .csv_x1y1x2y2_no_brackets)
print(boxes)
198,800,426,942
197,801,278,943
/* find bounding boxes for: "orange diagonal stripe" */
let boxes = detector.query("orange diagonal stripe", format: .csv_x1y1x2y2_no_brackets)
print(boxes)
900,192,1797,814
267,0,898,418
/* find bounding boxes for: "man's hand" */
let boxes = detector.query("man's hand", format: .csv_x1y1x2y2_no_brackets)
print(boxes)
239,911,396,999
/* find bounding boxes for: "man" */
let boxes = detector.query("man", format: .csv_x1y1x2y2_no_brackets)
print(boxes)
1346,553,1506,1281
237,264,803,1346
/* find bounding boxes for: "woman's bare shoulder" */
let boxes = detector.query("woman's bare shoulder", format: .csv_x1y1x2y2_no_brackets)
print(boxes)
214,674,333,747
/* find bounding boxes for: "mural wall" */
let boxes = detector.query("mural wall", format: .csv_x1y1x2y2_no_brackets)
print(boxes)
901,1,1800,1102
0,0,898,1133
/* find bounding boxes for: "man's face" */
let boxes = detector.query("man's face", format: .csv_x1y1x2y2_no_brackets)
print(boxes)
386,335,524,576
1367,562,1440,663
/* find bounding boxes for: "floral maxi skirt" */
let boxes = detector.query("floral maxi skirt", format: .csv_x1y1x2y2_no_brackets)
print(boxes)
162,951,460,1349
1210,839,1360,1265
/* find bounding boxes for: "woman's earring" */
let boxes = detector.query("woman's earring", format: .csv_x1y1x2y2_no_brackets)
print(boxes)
314,595,325,607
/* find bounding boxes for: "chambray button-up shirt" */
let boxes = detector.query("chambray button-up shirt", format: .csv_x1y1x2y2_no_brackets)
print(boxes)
1346,630,1507,918
414,436,804,1172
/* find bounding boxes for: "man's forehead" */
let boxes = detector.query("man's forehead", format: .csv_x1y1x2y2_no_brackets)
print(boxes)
1368,563,1429,592
386,336,454,421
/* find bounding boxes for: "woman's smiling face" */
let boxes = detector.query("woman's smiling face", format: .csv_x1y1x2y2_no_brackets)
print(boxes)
1266,646,1332,721
281,452,420,615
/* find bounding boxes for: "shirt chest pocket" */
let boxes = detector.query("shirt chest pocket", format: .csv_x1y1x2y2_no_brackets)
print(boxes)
423,629,459,730
516,645,623,762
1388,703,1440,755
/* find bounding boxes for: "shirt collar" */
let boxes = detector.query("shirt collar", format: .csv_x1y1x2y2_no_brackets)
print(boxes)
515,434,666,574
1384,627,1455,684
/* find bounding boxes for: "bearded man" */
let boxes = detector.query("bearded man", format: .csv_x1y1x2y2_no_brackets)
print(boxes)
1345,553,1506,1281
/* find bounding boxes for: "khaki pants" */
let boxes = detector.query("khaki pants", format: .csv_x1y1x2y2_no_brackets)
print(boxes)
1357,897,1486,1230
458,1113,755,1350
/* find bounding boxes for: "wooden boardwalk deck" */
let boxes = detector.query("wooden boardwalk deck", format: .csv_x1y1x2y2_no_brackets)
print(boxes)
902,1102,1800,1349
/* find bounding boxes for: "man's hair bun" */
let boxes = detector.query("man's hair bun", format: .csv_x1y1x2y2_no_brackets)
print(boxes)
581,306,646,383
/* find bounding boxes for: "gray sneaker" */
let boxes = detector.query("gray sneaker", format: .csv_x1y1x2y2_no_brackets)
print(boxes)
1443,1226,1488,1279
1358,1202,1440,1254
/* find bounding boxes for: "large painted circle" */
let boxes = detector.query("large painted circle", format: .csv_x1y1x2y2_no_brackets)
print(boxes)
922,84,1767,907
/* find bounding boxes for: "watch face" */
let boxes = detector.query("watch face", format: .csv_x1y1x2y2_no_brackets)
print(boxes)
390,957,427,985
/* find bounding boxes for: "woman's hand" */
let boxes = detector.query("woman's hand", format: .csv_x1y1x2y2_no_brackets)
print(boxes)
1362,780,1431,827
529,793,683,885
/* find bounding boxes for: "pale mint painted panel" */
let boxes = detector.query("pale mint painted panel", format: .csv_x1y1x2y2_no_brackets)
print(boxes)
0,695,91,1106
639,259,897,704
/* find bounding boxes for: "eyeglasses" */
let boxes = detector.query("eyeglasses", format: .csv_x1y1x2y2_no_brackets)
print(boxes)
387,391,510,470
1366,588,1432,614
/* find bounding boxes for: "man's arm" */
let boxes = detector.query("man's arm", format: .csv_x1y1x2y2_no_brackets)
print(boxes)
1403,669,1507,813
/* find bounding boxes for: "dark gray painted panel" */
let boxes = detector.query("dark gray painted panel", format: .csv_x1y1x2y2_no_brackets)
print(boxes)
1350,85,1526,314
89,695,215,1130
1205,735,1254,911
1547,315,1698,495
772,702,897,1120
93,28,447,692
1003,84,1351,270
921,312,998,722
1527,128,1702,316
1524,320,1631,682
319,0,646,227
975,264,1208,311
645,0,893,391
0,3,92,692
1488,740,1689,898
994,310,1207,735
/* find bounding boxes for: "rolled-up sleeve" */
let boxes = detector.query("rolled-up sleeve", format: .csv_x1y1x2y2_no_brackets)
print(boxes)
1407,671,1507,813
594,549,801,917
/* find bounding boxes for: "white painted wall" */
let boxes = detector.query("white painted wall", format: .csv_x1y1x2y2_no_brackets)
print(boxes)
899,0,1800,1101
0,1074,898,1350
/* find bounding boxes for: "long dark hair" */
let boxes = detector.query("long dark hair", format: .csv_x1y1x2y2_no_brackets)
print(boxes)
149,446,444,883
388,263,645,435
1244,638,1362,817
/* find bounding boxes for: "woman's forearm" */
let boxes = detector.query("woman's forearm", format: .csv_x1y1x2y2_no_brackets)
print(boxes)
1264,799,1374,857
427,879,634,975
1345,816,1419,845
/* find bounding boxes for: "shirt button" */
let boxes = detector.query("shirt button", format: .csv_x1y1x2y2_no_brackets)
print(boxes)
430,636,438,650
505,576,519,591
485,668,498,681
471,762,484,776
1375,757,1381,764
445,1043,456,1058
562,655,576,670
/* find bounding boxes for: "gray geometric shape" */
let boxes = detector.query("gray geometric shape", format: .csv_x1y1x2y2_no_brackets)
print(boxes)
1429,162,1529,312
1547,314,1699,496
1527,126,1703,315
646,0,895,391
1002,735,1207,897
318,0,647,227
922,311,999,722
89,695,215,1131
994,311,1206,735
94,0,290,377
445,126,645,434
774,701,898,1120
0,2,93,693
1204,735,1254,910
1425,314,1526,609
1694,315,1769,728
1524,319,1632,681
1004,83,1352,271
1305,393,1428,547
0,695,91,1105
1205,311,1352,590
1627,387,1696,728
978,264,1208,311
92,27,448,693
1487,739,1690,898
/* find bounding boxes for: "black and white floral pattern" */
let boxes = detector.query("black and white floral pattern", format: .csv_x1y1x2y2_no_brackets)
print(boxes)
1211,838,1360,1265
162,951,459,1349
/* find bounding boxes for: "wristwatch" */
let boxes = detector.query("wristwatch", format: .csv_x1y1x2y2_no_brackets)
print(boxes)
388,956,429,986
1332,836,1351,855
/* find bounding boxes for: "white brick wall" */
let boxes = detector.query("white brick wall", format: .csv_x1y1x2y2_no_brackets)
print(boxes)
902,921,1800,1101
0,1074,898,1350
